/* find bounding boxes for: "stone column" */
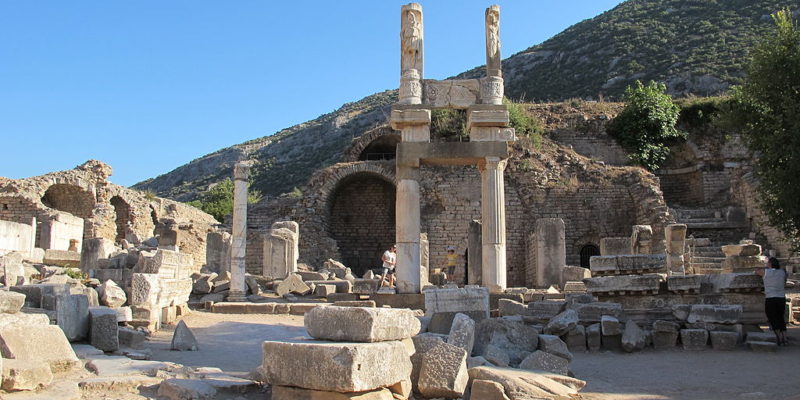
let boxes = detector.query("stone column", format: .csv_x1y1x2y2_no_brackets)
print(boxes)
400,3,424,105
481,5,503,105
395,174,421,293
479,157,507,293
664,224,687,276
468,220,482,285
535,218,566,287
228,162,250,302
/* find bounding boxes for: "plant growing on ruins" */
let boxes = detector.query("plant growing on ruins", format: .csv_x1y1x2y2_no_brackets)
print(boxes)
186,178,262,222
505,99,543,148
607,80,685,171
431,108,466,139
726,9,800,251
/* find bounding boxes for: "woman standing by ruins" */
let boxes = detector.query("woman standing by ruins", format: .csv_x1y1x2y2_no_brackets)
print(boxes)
755,257,788,345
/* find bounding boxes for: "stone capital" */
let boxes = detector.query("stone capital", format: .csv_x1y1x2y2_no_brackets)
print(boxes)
390,108,431,130
478,156,508,172
233,162,250,181
467,107,509,130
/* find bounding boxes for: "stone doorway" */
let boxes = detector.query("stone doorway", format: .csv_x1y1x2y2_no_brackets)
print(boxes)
327,173,396,277
110,196,132,243
579,244,600,268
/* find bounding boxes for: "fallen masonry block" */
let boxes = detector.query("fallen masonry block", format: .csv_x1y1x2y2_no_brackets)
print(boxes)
687,305,742,324
305,306,420,342
584,274,661,295
680,329,709,351
447,312,476,355
275,274,311,296
271,385,395,400
748,340,777,352
2,359,53,391
710,331,738,350
538,334,573,361
424,287,490,318
0,290,25,313
565,325,587,352
171,320,199,351
621,321,645,352
157,378,217,400
474,318,539,367
261,340,412,392
418,341,469,399
410,335,445,393
56,293,90,342
118,327,146,349
306,280,353,294
589,254,666,276
468,366,586,399
89,307,119,352
572,302,623,323
0,324,79,373
600,315,622,336
543,309,578,336
519,350,570,375
666,275,703,293
526,300,567,322
586,323,601,351
470,379,510,400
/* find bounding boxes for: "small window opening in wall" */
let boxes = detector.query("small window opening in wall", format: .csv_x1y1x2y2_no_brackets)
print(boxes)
2,204,7,210
580,244,600,268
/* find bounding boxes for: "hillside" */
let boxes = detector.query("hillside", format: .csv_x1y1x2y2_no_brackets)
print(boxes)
458,0,797,101
134,0,798,200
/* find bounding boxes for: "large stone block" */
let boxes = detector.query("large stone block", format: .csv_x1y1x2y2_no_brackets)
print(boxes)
468,366,586,399
56,293,89,341
0,324,79,372
721,244,762,257
519,351,569,375
538,334,573,361
304,306,420,342
687,305,742,324
271,385,394,400
565,325,587,352
561,266,591,287
447,313,475,355
171,320,199,351
80,238,117,272
680,329,708,351
2,359,53,391
470,379,511,400
418,341,468,398
600,315,622,336
584,274,661,294
589,254,665,275
98,279,127,308
89,307,119,352
261,340,411,392
43,249,81,268
423,287,489,317
586,323,601,351
410,335,445,393
130,273,160,306
0,290,25,314
710,331,738,351
599,237,630,256
572,302,623,323
305,280,353,294
621,321,645,352
526,300,566,322
276,274,311,297
474,318,539,367
535,218,566,287
543,309,578,336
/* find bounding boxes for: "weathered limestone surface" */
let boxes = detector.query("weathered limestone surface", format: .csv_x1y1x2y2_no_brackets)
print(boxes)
56,293,89,341
98,279,127,308
664,224,687,275
271,385,394,400
89,307,119,352
304,306,420,342
527,300,566,322
680,329,709,351
572,302,623,323
263,225,299,280
229,162,250,302
447,313,476,355
600,315,622,336
535,218,565,287
0,290,26,314
2,359,54,391
538,334,573,361
589,254,665,275
519,351,569,375
565,325,587,352
171,320,199,351
630,225,653,254
470,379,511,400
687,305,742,324
261,340,412,392
621,321,645,352
276,274,311,297
424,287,489,317
599,237,630,256
710,331,738,350
474,318,539,367
584,274,661,294
157,378,217,400
543,309,578,336
0,324,79,372
410,335,445,393
586,323,601,351
468,366,586,400
418,341,469,398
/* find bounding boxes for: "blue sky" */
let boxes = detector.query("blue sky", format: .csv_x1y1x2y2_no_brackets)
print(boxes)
0,1,624,187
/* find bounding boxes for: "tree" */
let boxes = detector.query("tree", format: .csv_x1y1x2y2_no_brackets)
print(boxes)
186,178,262,222
728,9,800,252
607,80,685,171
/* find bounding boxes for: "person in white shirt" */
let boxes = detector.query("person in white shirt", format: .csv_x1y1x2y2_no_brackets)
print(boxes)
755,257,788,345
380,244,397,288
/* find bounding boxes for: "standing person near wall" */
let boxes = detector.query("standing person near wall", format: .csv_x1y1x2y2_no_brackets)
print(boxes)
380,244,397,288
755,256,788,345
446,246,458,283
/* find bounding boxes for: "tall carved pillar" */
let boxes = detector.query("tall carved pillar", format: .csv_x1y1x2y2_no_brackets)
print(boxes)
400,3,424,105
480,156,507,292
395,172,421,293
481,5,503,105
228,162,249,302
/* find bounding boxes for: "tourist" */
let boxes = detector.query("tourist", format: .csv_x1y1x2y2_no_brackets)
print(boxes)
755,256,788,345
381,244,397,288
446,246,458,283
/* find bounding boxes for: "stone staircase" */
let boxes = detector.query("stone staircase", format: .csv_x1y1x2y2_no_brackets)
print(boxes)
672,206,763,273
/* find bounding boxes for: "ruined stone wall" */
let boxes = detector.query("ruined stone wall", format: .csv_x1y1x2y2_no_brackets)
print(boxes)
658,168,704,206
731,170,793,258
0,161,218,272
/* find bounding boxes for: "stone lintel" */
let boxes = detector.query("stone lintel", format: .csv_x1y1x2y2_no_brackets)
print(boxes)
396,142,508,168
470,127,516,142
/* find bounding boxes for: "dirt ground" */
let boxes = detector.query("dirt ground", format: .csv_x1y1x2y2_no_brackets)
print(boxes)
145,311,800,400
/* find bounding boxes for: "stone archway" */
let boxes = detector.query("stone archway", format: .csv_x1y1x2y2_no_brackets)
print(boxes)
327,172,396,277
41,183,96,239
110,196,132,243
359,134,401,161
579,244,600,268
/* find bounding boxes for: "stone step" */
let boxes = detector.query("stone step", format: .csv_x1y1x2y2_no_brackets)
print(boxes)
689,256,725,263
674,208,720,218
